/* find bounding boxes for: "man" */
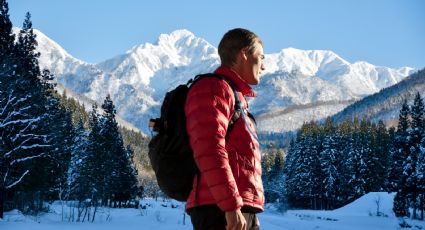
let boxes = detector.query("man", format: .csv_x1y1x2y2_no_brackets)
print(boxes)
185,28,266,230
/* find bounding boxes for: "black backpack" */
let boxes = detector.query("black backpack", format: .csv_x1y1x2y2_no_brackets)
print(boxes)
148,73,241,201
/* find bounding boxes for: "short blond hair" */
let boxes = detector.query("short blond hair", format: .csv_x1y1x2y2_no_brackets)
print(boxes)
218,28,263,67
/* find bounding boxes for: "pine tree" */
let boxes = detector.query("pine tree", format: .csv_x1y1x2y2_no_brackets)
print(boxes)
370,120,390,191
1,10,59,215
346,118,367,199
411,92,425,133
43,76,74,200
0,0,15,218
114,145,138,207
360,119,382,192
73,97,138,208
295,122,322,209
417,96,425,219
386,127,397,191
100,95,137,207
320,117,340,209
411,93,424,194
68,119,89,201
0,0,14,65
84,103,105,205
393,191,410,218
284,127,307,208
336,120,353,203
406,92,424,219
262,148,284,203
417,136,425,220
391,100,411,192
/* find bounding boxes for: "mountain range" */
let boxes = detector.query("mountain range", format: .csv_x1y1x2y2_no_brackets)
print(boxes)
31,28,416,134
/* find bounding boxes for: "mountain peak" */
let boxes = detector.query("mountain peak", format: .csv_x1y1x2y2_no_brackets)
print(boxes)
168,29,195,39
264,47,350,77
13,27,77,63
282,47,348,64
156,29,196,47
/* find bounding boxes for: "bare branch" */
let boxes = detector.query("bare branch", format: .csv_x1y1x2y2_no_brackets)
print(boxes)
5,170,29,189
10,151,48,166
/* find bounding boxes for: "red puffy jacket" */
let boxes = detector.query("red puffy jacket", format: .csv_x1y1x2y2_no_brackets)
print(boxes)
185,65,264,212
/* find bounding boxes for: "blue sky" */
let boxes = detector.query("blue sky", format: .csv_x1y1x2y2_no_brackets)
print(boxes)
8,0,425,69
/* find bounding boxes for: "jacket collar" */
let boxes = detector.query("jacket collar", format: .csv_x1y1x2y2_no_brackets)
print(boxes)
214,65,257,97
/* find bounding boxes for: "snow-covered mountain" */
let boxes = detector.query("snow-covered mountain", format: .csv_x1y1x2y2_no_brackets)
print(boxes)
32,28,415,134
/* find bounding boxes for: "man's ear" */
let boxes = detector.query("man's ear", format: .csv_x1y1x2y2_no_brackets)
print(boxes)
240,47,249,61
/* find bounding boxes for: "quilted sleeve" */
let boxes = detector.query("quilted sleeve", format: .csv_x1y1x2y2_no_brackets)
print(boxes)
185,78,243,211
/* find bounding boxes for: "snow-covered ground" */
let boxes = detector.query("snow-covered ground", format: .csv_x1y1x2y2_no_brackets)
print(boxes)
1,192,425,229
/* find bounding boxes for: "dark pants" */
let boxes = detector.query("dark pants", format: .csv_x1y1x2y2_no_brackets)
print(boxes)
188,205,260,230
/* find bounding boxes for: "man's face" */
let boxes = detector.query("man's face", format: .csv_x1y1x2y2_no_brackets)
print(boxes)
242,42,265,85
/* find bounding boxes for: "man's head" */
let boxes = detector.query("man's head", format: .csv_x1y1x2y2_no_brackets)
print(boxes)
218,28,265,85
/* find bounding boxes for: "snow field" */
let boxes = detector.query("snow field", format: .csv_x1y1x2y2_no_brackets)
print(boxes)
2,193,425,230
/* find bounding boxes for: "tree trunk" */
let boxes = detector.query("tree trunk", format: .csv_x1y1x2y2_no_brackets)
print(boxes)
413,192,417,219
421,195,424,220
0,186,4,219
91,205,98,223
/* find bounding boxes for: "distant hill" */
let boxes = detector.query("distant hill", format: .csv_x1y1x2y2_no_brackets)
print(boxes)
332,68,425,126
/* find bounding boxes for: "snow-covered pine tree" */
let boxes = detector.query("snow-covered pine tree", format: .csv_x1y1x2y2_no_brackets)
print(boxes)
0,0,15,218
68,119,89,201
99,95,122,206
346,118,367,199
100,95,138,207
12,69,73,211
416,129,425,220
42,74,74,200
300,121,322,209
417,133,425,220
370,120,390,192
262,148,284,203
393,191,410,218
336,120,353,203
411,92,424,134
416,95,425,220
116,145,138,207
270,149,284,180
76,104,104,205
385,126,397,191
391,99,411,192
1,10,66,215
359,119,380,193
407,92,424,219
284,125,307,208
268,168,287,211
320,117,340,209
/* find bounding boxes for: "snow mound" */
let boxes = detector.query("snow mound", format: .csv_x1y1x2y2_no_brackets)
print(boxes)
0,209,31,222
332,192,395,217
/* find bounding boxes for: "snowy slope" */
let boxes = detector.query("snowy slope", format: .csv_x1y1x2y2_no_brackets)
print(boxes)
31,28,415,134
2,193,424,230
332,69,425,126
256,100,353,133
